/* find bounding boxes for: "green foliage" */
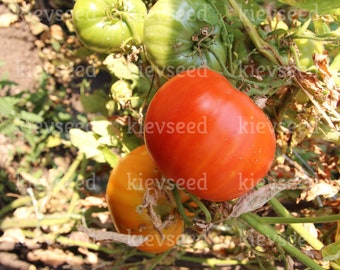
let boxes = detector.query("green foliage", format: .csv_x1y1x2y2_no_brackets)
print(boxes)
279,0,340,15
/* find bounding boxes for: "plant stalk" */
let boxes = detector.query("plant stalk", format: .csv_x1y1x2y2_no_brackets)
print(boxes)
241,212,323,269
268,198,324,250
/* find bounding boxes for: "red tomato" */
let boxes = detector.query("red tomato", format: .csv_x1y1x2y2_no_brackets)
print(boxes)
106,145,184,253
144,68,276,202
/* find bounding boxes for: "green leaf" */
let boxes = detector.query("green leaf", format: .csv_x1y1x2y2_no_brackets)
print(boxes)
69,129,105,162
228,0,267,26
18,111,44,123
90,116,112,137
0,118,16,135
0,79,17,89
330,53,340,72
0,97,20,117
46,134,62,148
90,117,119,146
111,80,133,98
322,241,340,261
122,131,141,151
80,90,109,115
101,147,119,168
279,0,340,15
103,55,139,82
313,122,340,144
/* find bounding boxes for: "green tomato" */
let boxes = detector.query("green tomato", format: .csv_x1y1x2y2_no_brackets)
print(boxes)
294,31,324,70
143,0,227,75
72,0,147,53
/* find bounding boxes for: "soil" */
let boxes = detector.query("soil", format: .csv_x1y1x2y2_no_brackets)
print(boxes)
0,4,42,95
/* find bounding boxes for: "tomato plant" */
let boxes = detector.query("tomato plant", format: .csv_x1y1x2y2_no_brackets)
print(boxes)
144,68,276,202
143,0,227,75
106,145,184,253
72,0,147,53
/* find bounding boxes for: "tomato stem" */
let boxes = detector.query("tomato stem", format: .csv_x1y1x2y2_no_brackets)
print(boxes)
206,45,276,86
107,1,142,46
147,249,172,269
173,186,192,225
0,196,38,219
121,13,142,45
226,0,285,66
241,212,324,269
268,197,324,250
186,193,212,224
206,0,235,73
257,214,340,224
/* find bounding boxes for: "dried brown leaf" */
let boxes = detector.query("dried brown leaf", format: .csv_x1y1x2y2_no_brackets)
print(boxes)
290,106,320,146
79,196,106,208
0,229,25,251
69,231,91,243
0,251,36,270
294,54,340,130
50,24,64,41
299,181,339,202
27,248,83,268
78,225,146,247
0,12,18,27
139,188,165,238
0,228,25,243
24,14,48,35
314,54,338,96
229,180,300,218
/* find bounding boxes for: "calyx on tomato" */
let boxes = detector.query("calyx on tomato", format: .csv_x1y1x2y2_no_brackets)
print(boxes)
72,0,147,53
143,0,227,75
144,68,276,202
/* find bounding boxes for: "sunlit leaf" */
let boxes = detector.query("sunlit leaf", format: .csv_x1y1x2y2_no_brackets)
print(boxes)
314,121,340,144
90,116,113,137
103,55,139,82
69,129,105,162
279,0,340,15
46,134,62,148
101,147,119,168
322,241,340,261
18,111,44,123
0,118,16,135
0,97,20,117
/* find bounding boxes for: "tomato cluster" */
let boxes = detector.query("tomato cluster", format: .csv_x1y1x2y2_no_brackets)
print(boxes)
73,0,276,254
72,0,227,72
105,68,276,253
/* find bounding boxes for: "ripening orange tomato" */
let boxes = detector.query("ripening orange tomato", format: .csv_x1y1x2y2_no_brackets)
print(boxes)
106,145,184,253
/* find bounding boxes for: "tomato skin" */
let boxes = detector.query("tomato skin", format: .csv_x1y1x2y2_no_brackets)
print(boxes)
144,68,276,202
106,145,184,253
72,0,146,53
143,0,227,74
